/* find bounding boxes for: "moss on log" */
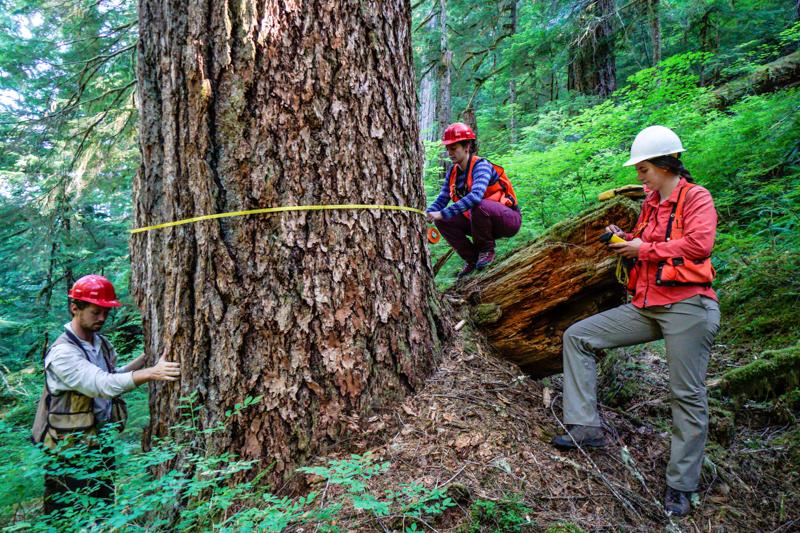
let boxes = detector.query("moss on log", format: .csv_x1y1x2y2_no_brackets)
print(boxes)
720,343,800,401
457,197,641,377
473,303,503,326
713,50,800,107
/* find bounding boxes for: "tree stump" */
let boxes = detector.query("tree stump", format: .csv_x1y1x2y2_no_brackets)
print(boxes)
457,197,641,377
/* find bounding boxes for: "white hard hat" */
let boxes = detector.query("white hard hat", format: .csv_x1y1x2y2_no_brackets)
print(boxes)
623,125,685,167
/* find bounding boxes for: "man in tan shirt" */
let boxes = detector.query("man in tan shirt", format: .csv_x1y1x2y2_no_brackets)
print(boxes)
33,274,179,514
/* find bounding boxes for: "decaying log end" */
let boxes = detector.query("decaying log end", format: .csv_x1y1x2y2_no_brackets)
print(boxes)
455,196,642,378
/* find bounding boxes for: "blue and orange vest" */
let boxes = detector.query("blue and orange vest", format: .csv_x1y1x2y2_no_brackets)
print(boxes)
448,156,518,218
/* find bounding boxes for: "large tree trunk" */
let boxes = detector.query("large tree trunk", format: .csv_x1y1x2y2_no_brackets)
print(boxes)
133,0,444,483
457,197,640,377
567,0,616,98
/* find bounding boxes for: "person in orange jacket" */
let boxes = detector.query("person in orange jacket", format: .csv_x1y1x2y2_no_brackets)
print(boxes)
426,122,522,279
552,126,720,518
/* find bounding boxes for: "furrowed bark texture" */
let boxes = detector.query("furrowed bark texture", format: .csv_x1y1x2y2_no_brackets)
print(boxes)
457,198,640,378
133,0,444,480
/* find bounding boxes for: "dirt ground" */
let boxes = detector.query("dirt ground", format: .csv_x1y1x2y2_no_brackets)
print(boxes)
300,300,800,532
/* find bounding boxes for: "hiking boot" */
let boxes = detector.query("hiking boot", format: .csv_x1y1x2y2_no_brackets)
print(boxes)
456,262,476,280
476,250,495,270
664,487,691,517
551,424,607,449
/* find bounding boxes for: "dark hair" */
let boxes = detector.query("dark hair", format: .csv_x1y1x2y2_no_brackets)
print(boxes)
647,154,694,183
69,298,90,316
452,139,478,155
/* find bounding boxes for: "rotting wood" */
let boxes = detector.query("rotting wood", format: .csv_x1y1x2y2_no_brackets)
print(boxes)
456,197,641,377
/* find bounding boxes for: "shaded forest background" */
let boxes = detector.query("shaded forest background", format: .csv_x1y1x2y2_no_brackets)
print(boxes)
0,0,798,530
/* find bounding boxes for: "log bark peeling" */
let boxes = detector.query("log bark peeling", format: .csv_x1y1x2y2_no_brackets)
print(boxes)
457,197,641,377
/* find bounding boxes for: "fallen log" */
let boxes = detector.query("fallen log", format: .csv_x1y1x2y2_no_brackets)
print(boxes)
713,49,800,107
456,196,641,377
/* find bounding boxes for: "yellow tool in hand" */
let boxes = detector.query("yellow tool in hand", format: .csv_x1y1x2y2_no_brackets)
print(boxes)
599,232,627,245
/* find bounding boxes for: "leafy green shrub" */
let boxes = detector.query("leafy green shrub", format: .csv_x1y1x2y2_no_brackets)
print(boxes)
462,494,534,532
1,392,455,532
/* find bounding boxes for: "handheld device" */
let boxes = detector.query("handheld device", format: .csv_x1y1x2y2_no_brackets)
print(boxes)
599,231,627,245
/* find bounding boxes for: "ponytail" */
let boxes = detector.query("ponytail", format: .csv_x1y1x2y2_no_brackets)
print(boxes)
648,154,694,183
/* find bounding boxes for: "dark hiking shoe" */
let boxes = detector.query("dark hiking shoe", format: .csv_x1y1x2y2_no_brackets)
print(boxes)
476,250,495,270
664,487,691,517
457,262,476,280
551,424,607,449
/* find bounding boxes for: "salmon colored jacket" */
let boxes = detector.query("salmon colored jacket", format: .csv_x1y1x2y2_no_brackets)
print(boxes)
624,178,718,308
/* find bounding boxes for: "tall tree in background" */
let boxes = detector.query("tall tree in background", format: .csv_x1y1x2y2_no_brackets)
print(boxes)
0,1,139,362
649,0,661,65
436,0,452,173
417,5,439,142
132,0,443,481
437,0,452,135
508,0,519,143
567,0,617,97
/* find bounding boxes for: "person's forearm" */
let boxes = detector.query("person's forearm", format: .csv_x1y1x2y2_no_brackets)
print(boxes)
132,368,152,386
120,353,147,373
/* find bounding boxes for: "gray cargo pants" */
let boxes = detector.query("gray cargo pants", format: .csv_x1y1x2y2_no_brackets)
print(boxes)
561,295,721,491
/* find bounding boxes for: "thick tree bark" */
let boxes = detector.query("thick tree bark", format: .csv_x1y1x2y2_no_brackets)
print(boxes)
133,0,444,482
456,197,640,377
567,0,616,98
462,106,477,136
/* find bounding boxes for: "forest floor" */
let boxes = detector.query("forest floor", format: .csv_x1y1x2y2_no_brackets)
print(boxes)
299,296,800,532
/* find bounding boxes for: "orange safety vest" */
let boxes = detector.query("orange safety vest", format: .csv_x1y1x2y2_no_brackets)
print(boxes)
627,182,716,293
449,156,518,219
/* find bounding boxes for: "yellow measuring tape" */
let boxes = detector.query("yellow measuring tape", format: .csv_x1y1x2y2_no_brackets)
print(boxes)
130,204,427,234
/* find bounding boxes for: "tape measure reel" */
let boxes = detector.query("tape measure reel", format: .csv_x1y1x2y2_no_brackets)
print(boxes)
427,227,441,244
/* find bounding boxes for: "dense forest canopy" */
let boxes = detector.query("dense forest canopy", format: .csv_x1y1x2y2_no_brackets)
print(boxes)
0,0,798,529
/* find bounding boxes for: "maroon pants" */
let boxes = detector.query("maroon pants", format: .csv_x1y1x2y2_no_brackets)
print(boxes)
434,200,522,263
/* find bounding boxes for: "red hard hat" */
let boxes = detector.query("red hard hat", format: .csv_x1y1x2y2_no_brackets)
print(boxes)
68,275,121,308
442,122,477,145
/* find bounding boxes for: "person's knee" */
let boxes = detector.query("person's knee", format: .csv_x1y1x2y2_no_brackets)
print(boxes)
564,320,593,346
671,385,707,411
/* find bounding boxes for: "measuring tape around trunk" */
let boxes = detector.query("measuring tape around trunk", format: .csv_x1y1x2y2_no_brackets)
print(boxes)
130,204,429,234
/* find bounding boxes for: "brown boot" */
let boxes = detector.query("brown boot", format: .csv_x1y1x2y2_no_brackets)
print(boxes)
664,486,691,517
551,424,606,449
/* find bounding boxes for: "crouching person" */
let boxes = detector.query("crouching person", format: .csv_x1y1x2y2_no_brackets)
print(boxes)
426,122,522,280
32,274,180,515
